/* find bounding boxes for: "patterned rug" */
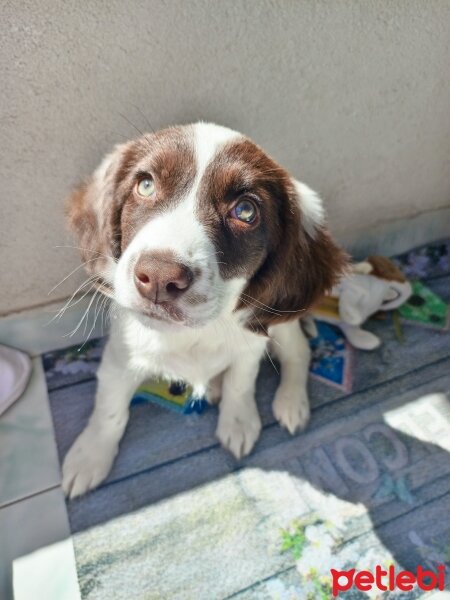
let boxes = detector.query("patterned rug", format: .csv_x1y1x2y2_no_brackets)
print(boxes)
43,240,450,600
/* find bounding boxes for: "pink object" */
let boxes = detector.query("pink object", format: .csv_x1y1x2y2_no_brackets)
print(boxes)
0,345,32,416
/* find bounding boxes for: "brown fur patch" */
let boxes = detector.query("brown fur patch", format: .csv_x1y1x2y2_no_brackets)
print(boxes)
118,127,196,252
196,138,290,281
65,179,112,279
242,226,349,333
66,126,196,278
196,137,348,333
367,256,407,283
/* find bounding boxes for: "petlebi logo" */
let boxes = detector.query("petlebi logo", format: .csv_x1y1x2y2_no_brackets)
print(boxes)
270,516,368,599
331,564,446,597
268,515,448,600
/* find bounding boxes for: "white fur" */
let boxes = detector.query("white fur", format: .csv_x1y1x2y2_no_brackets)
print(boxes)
270,320,311,433
62,123,316,498
194,122,242,171
292,180,325,238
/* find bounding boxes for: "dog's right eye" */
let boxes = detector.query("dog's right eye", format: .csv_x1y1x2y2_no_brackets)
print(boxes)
229,198,258,224
136,177,155,198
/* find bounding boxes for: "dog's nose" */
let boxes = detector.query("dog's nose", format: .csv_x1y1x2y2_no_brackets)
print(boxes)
134,254,194,303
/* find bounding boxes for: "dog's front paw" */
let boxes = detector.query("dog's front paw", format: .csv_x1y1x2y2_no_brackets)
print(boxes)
216,405,261,459
273,386,310,435
62,428,118,499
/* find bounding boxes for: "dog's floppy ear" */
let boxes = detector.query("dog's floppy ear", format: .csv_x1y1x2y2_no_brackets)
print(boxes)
66,144,134,281
242,179,348,333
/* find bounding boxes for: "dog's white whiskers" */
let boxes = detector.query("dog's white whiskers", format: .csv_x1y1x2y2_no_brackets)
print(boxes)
100,296,110,334
78,291,105,350
53,245,117,263
65,288,100,338
48,258,101,295
241,292,306,314
239,297,283,318
83,287,102,337
45,275,101,326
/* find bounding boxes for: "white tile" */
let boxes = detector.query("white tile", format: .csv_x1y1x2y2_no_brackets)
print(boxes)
0,294,108,357
13,538,80,600
0,359,61,507
0,487,80,600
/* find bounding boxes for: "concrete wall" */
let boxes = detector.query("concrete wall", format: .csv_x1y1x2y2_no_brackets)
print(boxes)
1,0,450,314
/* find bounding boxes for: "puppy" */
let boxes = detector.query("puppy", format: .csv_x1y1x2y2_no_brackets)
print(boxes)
62,122,347,498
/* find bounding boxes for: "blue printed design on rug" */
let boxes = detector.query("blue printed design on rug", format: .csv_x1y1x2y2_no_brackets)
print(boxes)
308,320,352,392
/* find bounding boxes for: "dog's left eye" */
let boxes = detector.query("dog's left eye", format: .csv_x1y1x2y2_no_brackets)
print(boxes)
230,198,258,224
136,177,155,198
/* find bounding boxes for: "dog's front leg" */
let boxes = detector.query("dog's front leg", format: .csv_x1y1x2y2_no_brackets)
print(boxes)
62,341,141,498
216,351,263,459
270,320,311,434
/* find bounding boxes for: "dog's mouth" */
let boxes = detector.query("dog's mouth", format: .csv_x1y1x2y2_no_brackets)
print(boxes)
139,301,187,325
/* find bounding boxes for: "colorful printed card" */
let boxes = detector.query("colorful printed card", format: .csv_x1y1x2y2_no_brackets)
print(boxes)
398,280,449,330
307,320,353,392
132,379,208,414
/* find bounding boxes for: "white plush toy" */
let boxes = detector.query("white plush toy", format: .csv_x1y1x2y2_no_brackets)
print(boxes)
311,256,412,350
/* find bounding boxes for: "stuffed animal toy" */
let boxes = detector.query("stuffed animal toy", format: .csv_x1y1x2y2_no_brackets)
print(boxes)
312,256,412,350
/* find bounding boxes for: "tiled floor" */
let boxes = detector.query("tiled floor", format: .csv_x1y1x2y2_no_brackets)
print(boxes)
0,297,104,600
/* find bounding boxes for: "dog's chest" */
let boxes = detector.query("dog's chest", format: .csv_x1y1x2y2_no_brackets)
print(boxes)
155,337,230,385
120,314,264,386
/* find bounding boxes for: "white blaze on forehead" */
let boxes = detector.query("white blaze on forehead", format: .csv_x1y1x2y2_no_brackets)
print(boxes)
193,122,242,181
292,179,325,238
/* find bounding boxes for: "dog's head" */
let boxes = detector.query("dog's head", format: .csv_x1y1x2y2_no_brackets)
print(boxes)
67,123,347,332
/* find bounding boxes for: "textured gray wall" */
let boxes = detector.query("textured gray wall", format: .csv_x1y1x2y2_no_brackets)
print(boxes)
1,0,450,314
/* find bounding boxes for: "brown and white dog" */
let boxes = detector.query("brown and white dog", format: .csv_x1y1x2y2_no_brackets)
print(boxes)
62,122,347,498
